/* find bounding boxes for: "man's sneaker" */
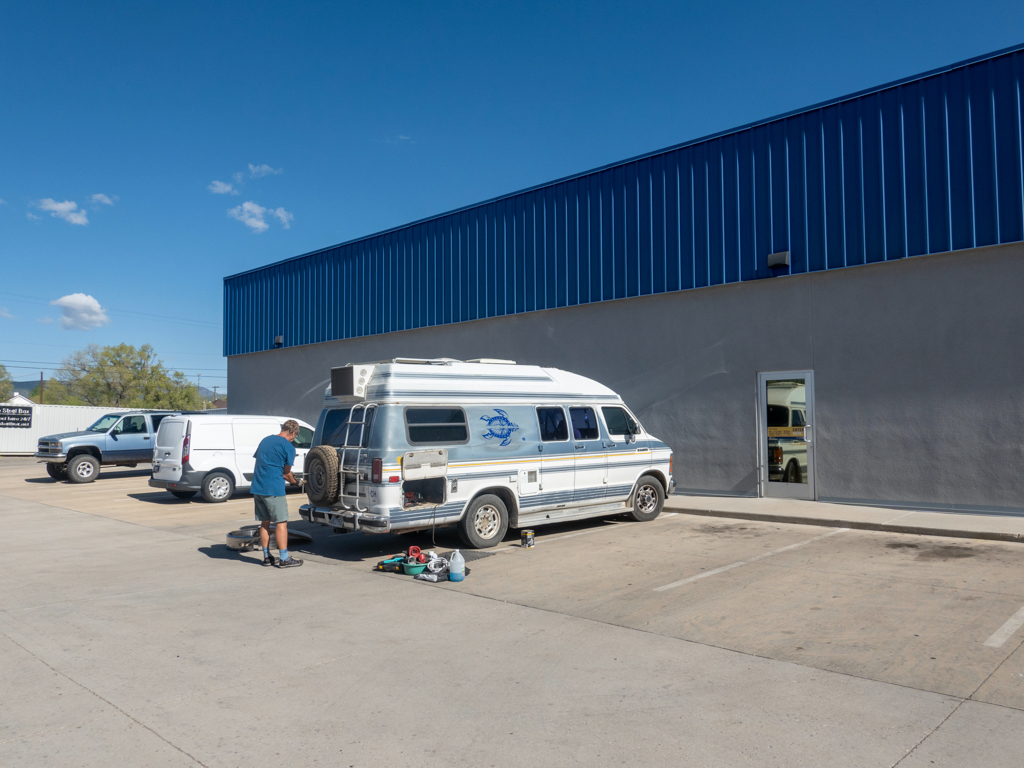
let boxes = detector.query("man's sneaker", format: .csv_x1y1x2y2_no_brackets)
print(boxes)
277,556,303,568
262,553,277,567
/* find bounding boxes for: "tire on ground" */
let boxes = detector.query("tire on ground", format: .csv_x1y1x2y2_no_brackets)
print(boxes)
458,493,509,549
629,475,664,522
46,462,67,481
66,454,100,484
170,490,197,500
304,445,340,506
201,471,235,503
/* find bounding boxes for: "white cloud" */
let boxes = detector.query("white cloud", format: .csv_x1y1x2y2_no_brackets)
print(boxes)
49,293,110,330
228,201,270,233
37,199,88,225
37,316,53,324
91,193,116,205
26,212,41,220
249,163,283,178
271,207,293,229
0,308,13,319
208,180,239,195
232,171,243,184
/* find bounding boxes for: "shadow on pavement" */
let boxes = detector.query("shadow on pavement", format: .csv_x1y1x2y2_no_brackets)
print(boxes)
197,544,269,564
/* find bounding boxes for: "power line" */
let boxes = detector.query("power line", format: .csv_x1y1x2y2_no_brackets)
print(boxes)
0,357,227,372
0,291,221,328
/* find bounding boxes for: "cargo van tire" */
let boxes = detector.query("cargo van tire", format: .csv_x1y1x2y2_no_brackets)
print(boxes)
630,476,664,522
458,494,509,549
201,472,235,503
304,445,340,506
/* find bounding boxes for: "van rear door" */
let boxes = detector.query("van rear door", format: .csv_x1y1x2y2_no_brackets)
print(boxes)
152,418,188,483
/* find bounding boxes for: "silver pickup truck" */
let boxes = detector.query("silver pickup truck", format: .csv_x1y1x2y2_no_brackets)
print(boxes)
36,411,179,483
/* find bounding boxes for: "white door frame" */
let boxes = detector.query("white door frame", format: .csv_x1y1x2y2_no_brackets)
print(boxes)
757,370,816,500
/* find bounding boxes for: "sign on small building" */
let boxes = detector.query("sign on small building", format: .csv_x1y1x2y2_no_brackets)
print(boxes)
0,405,33,429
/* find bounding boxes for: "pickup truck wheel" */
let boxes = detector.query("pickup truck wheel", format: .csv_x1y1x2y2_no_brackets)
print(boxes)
45,462,67,481
67,454,100,484
170,490,197,500
201,472,235,503
630,476,664,521
305,445,340,506
785,460,801,483
458,494,508,549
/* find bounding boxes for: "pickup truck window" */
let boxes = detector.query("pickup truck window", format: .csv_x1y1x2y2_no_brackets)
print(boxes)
87,414,123,432
405,407,468,445
117,415,148,434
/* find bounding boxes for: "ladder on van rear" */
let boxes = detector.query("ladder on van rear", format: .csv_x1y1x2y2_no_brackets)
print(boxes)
337,403,377,513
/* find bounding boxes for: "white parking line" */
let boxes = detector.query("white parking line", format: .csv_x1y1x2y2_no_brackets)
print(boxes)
984,605,1024,648
653,528,849,592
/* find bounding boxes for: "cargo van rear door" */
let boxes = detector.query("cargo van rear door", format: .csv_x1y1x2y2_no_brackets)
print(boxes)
152,418,187,483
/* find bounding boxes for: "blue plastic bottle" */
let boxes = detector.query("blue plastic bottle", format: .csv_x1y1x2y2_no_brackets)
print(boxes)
449,549,465,582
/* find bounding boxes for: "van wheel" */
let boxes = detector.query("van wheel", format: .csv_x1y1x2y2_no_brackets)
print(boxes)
170,490,197,500
46,462,67,481
305,445,340,506
630,476,664,522
785,460,801,483
458,494,508,549
201,472,234,503
67,454,100,484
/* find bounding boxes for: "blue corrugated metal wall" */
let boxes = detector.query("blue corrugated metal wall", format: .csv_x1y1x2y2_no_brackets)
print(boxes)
225,45,1024,356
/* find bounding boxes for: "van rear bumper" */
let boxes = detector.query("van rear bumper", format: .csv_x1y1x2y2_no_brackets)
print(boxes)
300,503,390,533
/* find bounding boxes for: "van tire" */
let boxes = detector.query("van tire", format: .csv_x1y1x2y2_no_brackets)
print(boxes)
201,472,235,503
304,445,340,506
67,454,100,484
46,462,67,481
170,490,197,500
458,494,508,549
785,460,801,483
630,476,664,522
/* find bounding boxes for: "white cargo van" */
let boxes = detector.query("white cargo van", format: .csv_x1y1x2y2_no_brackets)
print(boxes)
300,359,674,548
149,414,314,502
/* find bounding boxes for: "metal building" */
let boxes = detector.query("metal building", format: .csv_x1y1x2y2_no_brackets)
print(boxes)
225,44,1024,515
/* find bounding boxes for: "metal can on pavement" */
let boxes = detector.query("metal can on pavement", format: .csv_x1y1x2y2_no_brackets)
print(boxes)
521,529,535,548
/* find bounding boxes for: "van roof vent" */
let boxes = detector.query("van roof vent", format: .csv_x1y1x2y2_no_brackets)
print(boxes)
466,358,516,365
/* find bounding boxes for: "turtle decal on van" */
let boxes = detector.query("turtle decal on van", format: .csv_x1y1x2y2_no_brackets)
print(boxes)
480,409,520,446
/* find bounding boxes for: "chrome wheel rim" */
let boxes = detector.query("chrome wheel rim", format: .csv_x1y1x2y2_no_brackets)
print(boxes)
636,484,658,513
209,476,231,499
75,461,95,479
310,461,326,494
473,505,500,539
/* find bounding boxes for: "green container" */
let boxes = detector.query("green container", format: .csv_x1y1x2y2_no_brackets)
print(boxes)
403,561,427,575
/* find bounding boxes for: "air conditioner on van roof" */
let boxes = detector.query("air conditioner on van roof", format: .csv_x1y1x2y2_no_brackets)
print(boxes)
330,365,377,400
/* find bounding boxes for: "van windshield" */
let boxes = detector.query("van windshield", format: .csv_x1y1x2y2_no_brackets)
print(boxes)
322,408,375,448
767,406,790,428
86,414,124,432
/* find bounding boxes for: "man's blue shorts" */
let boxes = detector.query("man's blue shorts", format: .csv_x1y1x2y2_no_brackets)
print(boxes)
254,494,289,523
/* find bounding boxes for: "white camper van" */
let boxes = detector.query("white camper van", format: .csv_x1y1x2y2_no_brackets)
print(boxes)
149,414,314,502
300,359,674,548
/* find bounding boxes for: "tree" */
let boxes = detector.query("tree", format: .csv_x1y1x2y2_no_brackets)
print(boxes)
0,364,12,401
54,343,203,410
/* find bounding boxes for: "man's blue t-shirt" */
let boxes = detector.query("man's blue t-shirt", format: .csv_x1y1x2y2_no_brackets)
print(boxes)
251,435,296,497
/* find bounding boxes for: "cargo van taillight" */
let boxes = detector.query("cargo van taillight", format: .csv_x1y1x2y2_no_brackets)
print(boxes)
371,458,382,484
182,434,191,465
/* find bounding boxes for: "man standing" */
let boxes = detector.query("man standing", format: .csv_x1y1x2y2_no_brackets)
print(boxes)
252,419,303,568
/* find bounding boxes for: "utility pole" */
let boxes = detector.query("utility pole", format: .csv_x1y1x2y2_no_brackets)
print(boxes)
40,371,44,404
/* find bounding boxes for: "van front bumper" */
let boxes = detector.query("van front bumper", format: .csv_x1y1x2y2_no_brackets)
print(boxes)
300,504,390,533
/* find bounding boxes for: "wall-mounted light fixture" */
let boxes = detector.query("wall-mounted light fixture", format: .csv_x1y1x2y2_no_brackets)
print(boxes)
274,335,284,348
767,251,790,269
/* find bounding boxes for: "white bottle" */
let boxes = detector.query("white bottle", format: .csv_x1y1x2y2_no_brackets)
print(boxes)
449,549,465,582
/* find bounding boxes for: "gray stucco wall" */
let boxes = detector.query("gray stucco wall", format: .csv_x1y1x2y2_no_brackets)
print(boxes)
227,242,1024,514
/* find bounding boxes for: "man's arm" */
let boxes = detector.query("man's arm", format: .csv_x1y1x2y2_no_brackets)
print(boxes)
283,464,297,485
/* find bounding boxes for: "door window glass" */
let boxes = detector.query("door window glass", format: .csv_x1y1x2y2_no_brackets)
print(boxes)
765,379,807,484
293,426,314,449
404,407,468,445
121,415,148,434
601,406,637,436
569,407,599,440
537,407,568,442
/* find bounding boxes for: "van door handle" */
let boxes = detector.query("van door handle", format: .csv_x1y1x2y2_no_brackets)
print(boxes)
603,441,614,448
575,444,584,450
144,436,150,440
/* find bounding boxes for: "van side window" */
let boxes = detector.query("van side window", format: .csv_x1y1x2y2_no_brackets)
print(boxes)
405,408,468,445
323,408,375,448
293,426,314,449
537,407,568,442
569,407,599,440
601,406,637,436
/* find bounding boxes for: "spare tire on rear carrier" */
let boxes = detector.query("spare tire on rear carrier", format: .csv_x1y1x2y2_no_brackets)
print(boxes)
304,445,340,506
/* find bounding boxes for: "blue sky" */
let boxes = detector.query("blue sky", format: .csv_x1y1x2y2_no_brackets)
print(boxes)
2,1,1022,393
